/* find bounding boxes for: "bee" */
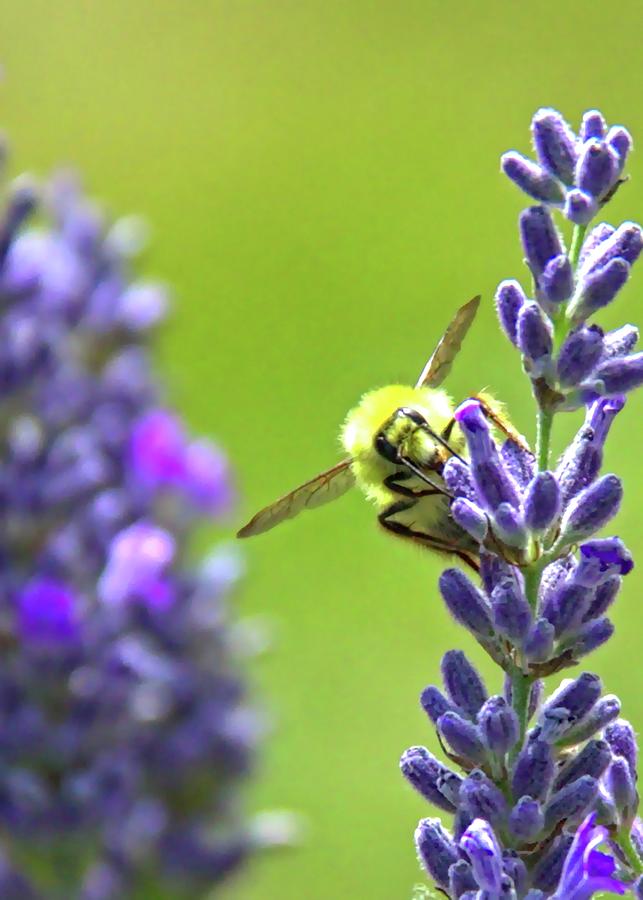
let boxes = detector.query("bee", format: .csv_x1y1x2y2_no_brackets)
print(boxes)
237,297,524,570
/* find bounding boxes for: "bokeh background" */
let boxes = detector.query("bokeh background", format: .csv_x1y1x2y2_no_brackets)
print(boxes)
2,2,643,898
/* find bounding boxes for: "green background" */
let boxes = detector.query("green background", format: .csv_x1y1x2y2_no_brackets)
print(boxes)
2,3,643,898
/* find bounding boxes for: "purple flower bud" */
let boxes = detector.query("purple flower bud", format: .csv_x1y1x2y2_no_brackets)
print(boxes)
17,577,81,647
414,818,459,888
420,685,457,725
451,498,488,543
460,770,508,831
502,850,528,895
508,796,544,842
524,892,545,900
524,471,561,531
559,474,622,542
576,139,619,199
556,397,624,505
531,108,578,184
580,110,607,141
607,756,638,827
581,221,643,273
491,578,532,642
523,618,555,663
500,440,535,490
479,550,519,596
544,775,598,831
583,575,622,619
543,673,602,724
495,280,526,345
592,352,643,395
570,257,630,321
511,739,554,802
532,834,574,892
564,189,598,226
540,253,574,303
519,206,564,277
400,746,457,813
517,302,553,374
578,222,615,266
493,503,527,547
441,650,488,720
454,401,521,512
437,770,464,808
602,323,639,359
443,456,477,501
460,818,503,893
539,555,575,607
98,521,176,610
559,694,621,746
501,152,566,204
607,125,633,168
545,580,593,638
604,720,638,776
557,325,604,387
438,712,487,765
570,617,614,658
553,739,612,791
575,538,633,585
539,707,577,743
529,679,544,720
477,696,519,756
438,569,494,638
449,859,477,898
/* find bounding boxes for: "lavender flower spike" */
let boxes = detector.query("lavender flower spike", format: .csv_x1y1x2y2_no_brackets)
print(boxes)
460,818,503,893
553,812,628,898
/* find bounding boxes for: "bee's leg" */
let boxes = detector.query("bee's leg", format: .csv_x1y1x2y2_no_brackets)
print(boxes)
472,392,530,452
378,500,479,571
383,472,443,499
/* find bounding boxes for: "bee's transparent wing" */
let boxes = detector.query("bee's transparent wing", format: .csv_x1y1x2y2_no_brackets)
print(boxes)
237,459,355,538
415,295,481,388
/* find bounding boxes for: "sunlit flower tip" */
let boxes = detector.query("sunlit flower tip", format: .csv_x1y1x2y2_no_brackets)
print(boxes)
414,818,459,888
98,521,176,608
579,222,616,266
580,110,607,142
438,569,493,638
128,409,187,489
420,685,457,725
523,617,555,662
603,324,639,359
443,456,477,500
454,406,521,512
519,205,565,276
553,739,612,791
495,279,527,345
570,257,630,322
582,221,643,273
448,859,478,897
117,281,169,331
559,473,623,542
571,616,615,658
491,577,532,642
477,696,519,756
544,672,603,721
607,125,633,169
524,891,546,900
438,712,487,765
441,650,488,720
575,538,634,585
544,775,599,831
554,811,628,899
451,497,488,542
560,694,621,746
591,352,643,395
516,302,553,373
576,139,620,199
501,151,566,204
604,720,638,777
400,747,458,813
541,253,574,303
182,440,234,515
460,818,503,893
17,577,81,646
531,107,578,185
524,471,561,531
607,756,638,827
556,325,604,387
564,188,598,226
508,796,544,842
511,738,555,802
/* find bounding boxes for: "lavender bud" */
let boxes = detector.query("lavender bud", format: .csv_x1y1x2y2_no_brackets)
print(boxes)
495,279,526,345
576,138,619,199
564,189,597,226
543,673,602,723
451,498,488,543
545,580,592,638
604,720,638,776
508,796,544,842
531,834,574,892
420,685,457,725
437,770,464,808
539,555,575,608
539,707,577,743
460,770,508,831
493,503,527,547
491,577,532,643
449,859,477,898
400,747,457,813
575,538,633,586
438,569,494,638
441,650,488,720
559,474,622,543
557,694,621,747
556,325,604,387
607,125,633,168
580,110,607,141
592,352,643,395
581,221,643,273
528,679,544,720
553,739,612,790
634,876,643,900
556,397,625,505
602,323,639,359
607,756,638,827
477,696,519,756
523,618,555,663
570,616,614,658
519,206,564,277
480,550,519,596
516,302,553,374
531,108,578,184
443,456,477,501
500,440,535,490
578,222,615,266
544,775,598,831
438,713,487,766
502,851,528,896
540,253,573,303
454,401,521,512
570,257,630,321
459,818,503,893
501,152,566,204
511,739,554,802
524,471,561,531
584,577,621,621
414,818,459,888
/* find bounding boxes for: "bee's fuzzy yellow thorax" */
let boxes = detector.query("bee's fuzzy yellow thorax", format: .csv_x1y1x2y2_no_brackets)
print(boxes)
340,384,458,506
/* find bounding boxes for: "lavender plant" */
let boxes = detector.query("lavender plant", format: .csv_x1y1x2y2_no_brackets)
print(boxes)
402,108,643,898
0,160,267,897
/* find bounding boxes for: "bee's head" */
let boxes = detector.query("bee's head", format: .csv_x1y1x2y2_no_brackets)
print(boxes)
375,406,440,465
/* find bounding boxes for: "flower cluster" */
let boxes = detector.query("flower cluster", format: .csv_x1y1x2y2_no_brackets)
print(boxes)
402,108,643,899
0,167,264,896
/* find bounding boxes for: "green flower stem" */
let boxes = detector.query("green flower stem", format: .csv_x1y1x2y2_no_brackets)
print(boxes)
535,405,554,472
569,222,588,269
616,828,643,877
